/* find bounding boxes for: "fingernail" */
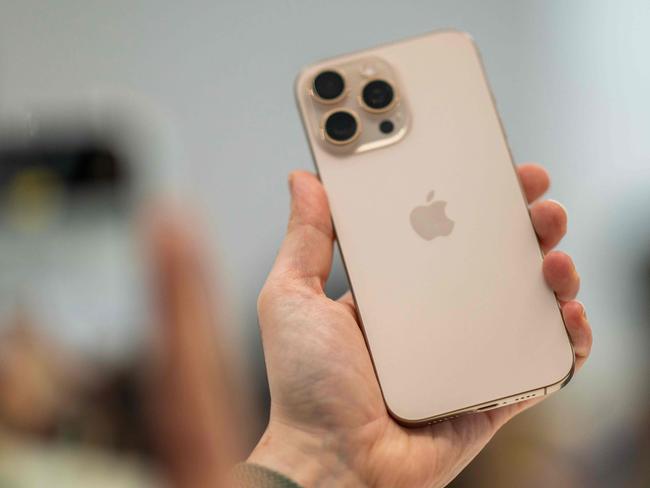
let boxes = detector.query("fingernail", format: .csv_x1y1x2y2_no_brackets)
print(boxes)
547,199,568,218
576,300,587,319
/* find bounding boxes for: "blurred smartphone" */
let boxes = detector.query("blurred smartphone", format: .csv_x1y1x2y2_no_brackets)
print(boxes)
295,30,574,425
0,107,161,451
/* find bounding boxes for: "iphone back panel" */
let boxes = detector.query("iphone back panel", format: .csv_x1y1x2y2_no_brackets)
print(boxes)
294,31,574,425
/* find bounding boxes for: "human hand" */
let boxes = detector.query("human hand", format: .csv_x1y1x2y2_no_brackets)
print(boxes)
249,166,592,487
143,210,242,488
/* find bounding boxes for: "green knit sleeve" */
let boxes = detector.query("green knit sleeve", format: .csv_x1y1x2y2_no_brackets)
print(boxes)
231,463,303,488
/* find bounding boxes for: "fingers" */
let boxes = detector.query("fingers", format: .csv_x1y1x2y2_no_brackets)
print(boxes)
147,210,213,339
561,300,592,371
144,209,240,487
267,171,334,292
530,200,567,252
543,251,580,301
517,163,550,203
482,301,592,428
520,165,587,362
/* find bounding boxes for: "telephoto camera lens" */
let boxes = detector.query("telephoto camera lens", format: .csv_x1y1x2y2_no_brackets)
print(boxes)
362,79,395,111
324,110,359,144
313,70,345,101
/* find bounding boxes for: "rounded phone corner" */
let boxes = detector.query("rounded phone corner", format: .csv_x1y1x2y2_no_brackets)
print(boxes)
437,28,476,44
548,312,579,393
546,352,576,395
385,404,430,428
383,395,444,428
385,401,470,429
422,28,478,51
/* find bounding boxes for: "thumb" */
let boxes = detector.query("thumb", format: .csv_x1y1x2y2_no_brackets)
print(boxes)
267,171,334,293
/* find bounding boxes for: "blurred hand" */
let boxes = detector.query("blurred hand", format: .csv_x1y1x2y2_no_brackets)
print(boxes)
249,166,592,487
144,211,242,488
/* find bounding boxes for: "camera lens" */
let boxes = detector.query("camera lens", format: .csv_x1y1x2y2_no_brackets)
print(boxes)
313,70,345,101
379,120,394,134
361,79,395,111
324,110,359,144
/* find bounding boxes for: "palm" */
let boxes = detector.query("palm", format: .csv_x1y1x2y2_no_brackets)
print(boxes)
254,169,591,487
267,290,513,487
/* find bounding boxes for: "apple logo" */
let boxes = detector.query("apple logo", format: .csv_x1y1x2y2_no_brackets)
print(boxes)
409,190,455,240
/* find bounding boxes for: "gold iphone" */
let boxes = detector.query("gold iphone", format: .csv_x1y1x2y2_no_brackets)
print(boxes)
294,30,574,425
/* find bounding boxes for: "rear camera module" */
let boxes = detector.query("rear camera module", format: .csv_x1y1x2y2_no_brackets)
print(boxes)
361,79,395,112
312,70,346,102
323,110,360,144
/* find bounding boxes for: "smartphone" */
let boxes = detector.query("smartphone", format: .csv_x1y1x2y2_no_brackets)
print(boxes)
0,106,163,459
294,30,574,425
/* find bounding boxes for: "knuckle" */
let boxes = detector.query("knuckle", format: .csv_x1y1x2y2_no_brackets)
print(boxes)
257,278,299,317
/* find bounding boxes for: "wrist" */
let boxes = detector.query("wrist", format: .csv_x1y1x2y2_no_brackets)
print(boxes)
247,421,362,487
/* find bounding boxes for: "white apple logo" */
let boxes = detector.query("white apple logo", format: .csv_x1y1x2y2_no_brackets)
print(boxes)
409,190,455,241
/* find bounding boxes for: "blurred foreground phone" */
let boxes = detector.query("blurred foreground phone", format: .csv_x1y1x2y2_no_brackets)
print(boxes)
0,106,164,464
295,30,574,425
0,112,150,363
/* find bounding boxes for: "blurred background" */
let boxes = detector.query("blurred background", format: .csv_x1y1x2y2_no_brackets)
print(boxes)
0,1,648,487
